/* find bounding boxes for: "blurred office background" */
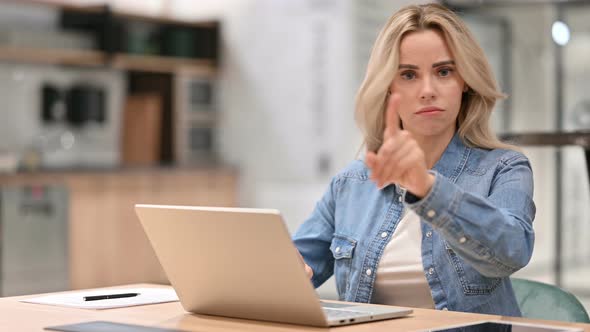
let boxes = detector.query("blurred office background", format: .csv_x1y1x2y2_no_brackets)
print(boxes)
0,0,588,312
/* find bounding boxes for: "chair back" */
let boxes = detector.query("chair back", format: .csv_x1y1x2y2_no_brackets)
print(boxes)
512,278,590,323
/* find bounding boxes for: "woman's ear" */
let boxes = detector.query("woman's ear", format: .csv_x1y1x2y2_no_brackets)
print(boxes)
463,84,469,93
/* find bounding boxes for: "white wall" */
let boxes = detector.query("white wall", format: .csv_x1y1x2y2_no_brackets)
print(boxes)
183,0,426,298
561,5,590,289
170,0,589,294
472,5,558,283
466,4,590,287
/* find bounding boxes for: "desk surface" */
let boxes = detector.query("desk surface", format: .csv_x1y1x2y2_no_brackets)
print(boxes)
2,284,590,332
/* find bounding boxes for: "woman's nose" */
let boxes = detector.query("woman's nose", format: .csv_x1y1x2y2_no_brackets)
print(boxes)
420,77,436,101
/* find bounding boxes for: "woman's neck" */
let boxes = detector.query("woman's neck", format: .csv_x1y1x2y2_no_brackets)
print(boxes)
413,130,456,169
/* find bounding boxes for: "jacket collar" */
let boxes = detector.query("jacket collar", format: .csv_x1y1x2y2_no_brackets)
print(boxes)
432,132,471,183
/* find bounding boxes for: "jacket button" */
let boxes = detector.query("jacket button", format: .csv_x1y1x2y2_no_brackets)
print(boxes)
426,231,432,238
459,237,467,244
335,247,341,253
366,269,372,276
427,210,436,218
442,307,448,311
381,232,388,238
428,267,434,275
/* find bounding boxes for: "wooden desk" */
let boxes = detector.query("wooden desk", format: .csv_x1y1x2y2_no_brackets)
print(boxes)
2,284,590,332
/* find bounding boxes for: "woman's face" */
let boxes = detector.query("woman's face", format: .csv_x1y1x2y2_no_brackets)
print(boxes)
389,29,465,139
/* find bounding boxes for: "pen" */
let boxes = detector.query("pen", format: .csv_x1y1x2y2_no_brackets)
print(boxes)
83,292,140,301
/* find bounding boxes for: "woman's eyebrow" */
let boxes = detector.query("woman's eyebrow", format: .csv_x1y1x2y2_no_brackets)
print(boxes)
398,64,419,69
432,60,455,67
398,60,455,70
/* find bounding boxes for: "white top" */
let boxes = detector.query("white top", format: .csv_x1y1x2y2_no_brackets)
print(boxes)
371,208,436,309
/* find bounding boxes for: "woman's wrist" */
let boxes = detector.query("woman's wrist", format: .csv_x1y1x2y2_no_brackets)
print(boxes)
412,173,435,198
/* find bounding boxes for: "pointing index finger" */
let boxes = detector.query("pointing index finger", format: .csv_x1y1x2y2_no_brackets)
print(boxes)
385,94,401,138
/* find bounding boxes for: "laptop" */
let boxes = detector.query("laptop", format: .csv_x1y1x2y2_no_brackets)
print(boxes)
135,204,413,327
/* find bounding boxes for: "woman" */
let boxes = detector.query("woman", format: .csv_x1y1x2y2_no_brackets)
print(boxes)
293,3,535,316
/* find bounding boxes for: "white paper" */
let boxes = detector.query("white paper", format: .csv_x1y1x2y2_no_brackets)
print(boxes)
19,287,179,310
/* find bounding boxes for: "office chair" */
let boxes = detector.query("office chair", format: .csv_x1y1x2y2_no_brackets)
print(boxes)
511,278,590,323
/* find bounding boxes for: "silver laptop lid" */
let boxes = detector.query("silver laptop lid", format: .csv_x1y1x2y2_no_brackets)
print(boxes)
135,204,329,326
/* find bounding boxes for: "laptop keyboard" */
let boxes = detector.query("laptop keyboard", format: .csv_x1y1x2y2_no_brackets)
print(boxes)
322,307,369,319
320,301,356,309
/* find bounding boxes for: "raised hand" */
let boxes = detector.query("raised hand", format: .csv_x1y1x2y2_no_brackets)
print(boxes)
365,94,435,198
297,251,314,279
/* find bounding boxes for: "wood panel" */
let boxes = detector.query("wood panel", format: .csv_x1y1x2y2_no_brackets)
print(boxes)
0,47,217,74
0,46,105,67
0,168,237,290
121,94,163,166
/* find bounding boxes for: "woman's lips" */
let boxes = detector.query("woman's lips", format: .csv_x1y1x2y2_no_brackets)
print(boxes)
416,107,444,115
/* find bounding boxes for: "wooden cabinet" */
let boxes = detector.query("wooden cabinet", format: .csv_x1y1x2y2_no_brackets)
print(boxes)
0,1,218,74
0,168,237,290
0,2,229,292
0,0,220,166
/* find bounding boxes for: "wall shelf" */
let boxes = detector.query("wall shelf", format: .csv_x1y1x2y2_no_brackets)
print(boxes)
0,46,106,67
110,53,216,76
0,0,219,74
7,0,217,28
0,47,218,75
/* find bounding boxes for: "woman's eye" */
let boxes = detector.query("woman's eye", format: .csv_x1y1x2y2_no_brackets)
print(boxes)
401,71,415,80
438,68,453,77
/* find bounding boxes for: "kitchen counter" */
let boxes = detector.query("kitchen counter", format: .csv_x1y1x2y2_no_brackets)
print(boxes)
0,167,238,291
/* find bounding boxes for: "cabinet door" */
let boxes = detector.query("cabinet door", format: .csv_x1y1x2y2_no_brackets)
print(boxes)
68,170,236,289
1,185,69,296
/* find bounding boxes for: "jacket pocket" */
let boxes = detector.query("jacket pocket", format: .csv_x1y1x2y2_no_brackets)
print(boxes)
330,234,357,299
444,241,502,295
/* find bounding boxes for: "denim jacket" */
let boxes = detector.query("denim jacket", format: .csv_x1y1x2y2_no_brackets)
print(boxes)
293,134,536,316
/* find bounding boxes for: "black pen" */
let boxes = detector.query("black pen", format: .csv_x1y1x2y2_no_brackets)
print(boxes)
83,292,140,301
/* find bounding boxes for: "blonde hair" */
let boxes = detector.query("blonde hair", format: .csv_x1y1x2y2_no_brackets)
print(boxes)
355,3,518,153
